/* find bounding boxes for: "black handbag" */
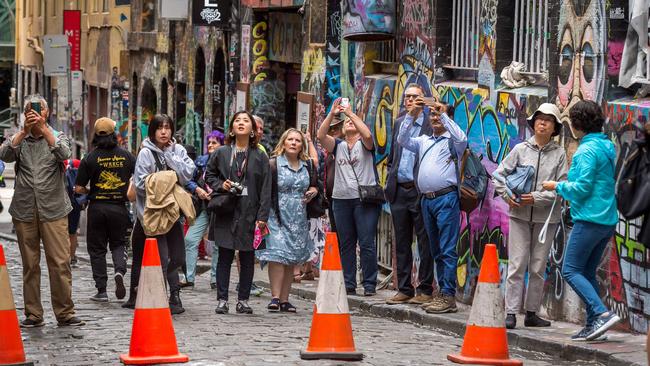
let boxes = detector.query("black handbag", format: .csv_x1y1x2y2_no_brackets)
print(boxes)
207,192,239,215
617,142,650,219
346,147,385,205
306,159,326,218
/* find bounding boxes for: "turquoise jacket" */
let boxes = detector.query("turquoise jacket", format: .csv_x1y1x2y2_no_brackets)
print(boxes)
556,133,618,226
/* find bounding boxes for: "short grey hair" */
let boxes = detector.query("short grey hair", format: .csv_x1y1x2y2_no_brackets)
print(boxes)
23,94,48,111
253,115,264,127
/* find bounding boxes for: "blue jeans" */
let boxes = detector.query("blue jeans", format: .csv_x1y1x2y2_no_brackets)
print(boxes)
420,191,460,296
332,199,380,291
562,220,614,326
184,210,217,283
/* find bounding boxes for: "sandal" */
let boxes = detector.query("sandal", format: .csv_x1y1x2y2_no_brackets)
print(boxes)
280,302,297,313
267,298,280,312
301,270,315,281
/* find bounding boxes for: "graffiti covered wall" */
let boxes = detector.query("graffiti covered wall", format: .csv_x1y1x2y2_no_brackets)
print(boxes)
292,0,650,333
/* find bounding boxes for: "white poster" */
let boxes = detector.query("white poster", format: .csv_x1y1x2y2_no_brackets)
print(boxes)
236,89,247,112
161,0,189,19
297,100,310,133
71,71,83,121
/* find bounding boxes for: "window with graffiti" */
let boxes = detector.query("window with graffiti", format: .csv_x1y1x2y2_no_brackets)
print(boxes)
141,0,156,32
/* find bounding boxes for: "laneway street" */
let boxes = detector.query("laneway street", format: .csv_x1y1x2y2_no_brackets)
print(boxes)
1,240,601,366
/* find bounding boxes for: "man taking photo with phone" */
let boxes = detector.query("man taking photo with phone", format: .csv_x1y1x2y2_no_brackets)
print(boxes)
0,94,84,328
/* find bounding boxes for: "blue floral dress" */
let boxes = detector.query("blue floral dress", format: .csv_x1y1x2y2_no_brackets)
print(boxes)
257,155,314,265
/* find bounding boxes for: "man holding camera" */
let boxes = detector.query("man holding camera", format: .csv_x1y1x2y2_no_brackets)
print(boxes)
0,95,84,327
397,96,467,314
384,84,435,305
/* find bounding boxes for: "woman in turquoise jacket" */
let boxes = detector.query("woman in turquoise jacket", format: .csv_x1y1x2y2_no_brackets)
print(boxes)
543,100,620,342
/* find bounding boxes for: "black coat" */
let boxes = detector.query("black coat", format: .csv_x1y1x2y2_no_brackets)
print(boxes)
384,110,433,203
205,145,271,251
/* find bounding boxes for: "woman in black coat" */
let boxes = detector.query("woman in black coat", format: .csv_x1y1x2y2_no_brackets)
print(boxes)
206,111,271,315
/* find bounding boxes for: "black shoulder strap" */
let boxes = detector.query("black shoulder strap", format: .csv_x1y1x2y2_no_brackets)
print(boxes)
148,148,165,172
270,158,282,226
448,139,463,193
418,137,446,165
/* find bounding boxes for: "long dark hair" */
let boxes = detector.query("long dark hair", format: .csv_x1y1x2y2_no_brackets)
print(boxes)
224,111,258,148
92,133,118,149
148,114,175,143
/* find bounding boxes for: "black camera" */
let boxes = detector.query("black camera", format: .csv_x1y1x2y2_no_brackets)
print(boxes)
229,182,244,195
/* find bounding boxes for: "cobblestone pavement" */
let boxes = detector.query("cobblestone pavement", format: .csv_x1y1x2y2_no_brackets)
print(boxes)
1,241,602,366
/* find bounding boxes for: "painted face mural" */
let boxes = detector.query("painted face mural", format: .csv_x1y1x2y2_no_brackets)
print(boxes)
556,0,606,125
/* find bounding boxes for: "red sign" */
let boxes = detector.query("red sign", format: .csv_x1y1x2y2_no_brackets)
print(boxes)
63,10,81,71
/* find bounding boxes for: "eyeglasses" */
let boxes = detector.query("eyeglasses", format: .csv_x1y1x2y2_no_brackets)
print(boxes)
404,94,421,100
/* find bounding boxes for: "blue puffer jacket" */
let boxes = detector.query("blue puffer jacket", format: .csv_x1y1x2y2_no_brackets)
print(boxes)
556,133,618,226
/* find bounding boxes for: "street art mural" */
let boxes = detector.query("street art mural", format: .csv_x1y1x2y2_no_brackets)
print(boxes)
268,12,302,64
291,0,650,333
478,0,497,100
555,0,607,159
397,0,434,110
325,0,343,112
250,15,286,144
341,0,396,41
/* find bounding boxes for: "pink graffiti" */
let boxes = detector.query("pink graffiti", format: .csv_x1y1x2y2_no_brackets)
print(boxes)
402,0,430,37
608,40,624,77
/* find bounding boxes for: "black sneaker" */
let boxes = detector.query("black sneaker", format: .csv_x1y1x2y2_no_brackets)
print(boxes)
57,316,85,327
179,281,194,289
524,313,551,327
114,273,126,300
215,300,229,314
90,291,109,302
20,318,44,328
586,312,620,341
364,288,377,297
505,314,516,329
236,300,253,314
121,291,136,309
571,326,592,341
346,288,356,296
210,282,217,290
169,291,185,315
70,256,78,268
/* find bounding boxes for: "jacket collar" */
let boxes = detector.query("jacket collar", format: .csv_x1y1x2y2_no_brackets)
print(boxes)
525,136,559,152
581,132,606,143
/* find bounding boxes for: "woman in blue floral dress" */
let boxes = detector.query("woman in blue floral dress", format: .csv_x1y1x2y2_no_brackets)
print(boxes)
257,128,318,313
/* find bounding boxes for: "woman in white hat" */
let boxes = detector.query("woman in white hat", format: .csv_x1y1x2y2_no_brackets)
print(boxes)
492,103,568,329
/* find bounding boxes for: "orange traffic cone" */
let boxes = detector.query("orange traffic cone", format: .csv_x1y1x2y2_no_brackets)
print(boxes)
447,244,522,365
300,232,363,361
120,238,188,365
0,244,33,366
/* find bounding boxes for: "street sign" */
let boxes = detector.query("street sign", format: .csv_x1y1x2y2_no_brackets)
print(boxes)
43,35,69,76
63,10,81,71
192,0,231,27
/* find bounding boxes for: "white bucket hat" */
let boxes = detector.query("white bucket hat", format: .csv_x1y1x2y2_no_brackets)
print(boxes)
527,103,562,136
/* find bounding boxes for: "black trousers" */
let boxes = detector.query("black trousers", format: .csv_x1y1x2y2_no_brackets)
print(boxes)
216,248,255,301
86,202,129,292
130,220,185,294
390,185,434,297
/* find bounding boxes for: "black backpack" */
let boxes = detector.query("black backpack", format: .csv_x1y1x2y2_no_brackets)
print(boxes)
616,141,650,219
